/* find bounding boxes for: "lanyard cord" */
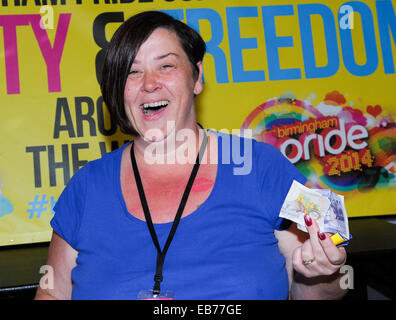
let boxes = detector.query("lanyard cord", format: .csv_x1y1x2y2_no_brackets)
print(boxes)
130,129,208,295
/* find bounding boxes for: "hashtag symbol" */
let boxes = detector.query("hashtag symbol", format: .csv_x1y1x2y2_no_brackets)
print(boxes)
26,194,49,219
50,196,57,214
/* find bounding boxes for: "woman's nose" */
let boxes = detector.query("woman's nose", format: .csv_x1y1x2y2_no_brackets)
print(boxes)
142,71,161,92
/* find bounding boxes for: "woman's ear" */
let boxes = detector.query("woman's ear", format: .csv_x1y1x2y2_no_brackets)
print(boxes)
193,61,204,95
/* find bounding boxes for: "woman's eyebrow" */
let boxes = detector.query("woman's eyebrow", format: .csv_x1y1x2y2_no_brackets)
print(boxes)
155,52,179,60
132,52,179,66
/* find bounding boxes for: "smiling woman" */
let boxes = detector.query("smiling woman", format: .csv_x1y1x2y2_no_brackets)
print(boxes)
122,27,203,142
100,11,206,137
36,10,347,301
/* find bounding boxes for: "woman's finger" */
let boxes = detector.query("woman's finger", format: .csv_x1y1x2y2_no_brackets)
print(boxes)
317,232,347,266
292,245,310,277
300,238,315,267
304,214,346,274
303,214,327,260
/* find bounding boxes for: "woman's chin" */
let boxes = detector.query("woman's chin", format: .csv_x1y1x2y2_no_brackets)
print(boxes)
138,126,170,144
142,133,165,143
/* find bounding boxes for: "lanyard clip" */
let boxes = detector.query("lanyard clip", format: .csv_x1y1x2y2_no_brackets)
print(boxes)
153,274,163,295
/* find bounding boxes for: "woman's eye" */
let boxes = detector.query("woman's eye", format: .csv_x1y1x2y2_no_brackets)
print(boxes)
161,64,174,70
128,70,142,78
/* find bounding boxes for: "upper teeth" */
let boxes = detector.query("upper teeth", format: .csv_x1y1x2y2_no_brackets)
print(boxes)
143,100,169,109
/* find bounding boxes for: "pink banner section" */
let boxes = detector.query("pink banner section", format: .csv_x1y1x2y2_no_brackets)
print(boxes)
0,13,71,94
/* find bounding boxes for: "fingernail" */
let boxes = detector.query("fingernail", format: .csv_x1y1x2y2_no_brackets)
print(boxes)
304,214,312,226
318,231,326,241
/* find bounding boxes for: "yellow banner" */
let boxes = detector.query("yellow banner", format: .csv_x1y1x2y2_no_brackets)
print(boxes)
0,0,395,245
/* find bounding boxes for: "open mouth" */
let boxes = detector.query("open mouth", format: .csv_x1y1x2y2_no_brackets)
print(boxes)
140,100,169,116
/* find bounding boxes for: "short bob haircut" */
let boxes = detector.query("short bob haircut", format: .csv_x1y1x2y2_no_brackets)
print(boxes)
100,11,207,135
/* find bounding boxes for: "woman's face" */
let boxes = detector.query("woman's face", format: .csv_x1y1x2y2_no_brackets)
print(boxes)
124,27,203,142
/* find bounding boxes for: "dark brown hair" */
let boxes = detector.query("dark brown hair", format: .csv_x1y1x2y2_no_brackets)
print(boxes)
100,11,206,135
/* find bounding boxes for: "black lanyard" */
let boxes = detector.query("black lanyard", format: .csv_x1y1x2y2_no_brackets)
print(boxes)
130,129,208,295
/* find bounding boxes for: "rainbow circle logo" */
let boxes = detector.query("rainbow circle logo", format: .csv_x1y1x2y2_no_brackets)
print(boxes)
241,91,396,196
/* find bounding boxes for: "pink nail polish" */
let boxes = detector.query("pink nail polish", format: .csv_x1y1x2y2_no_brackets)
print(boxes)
304,214,312,226
318,231,326,240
